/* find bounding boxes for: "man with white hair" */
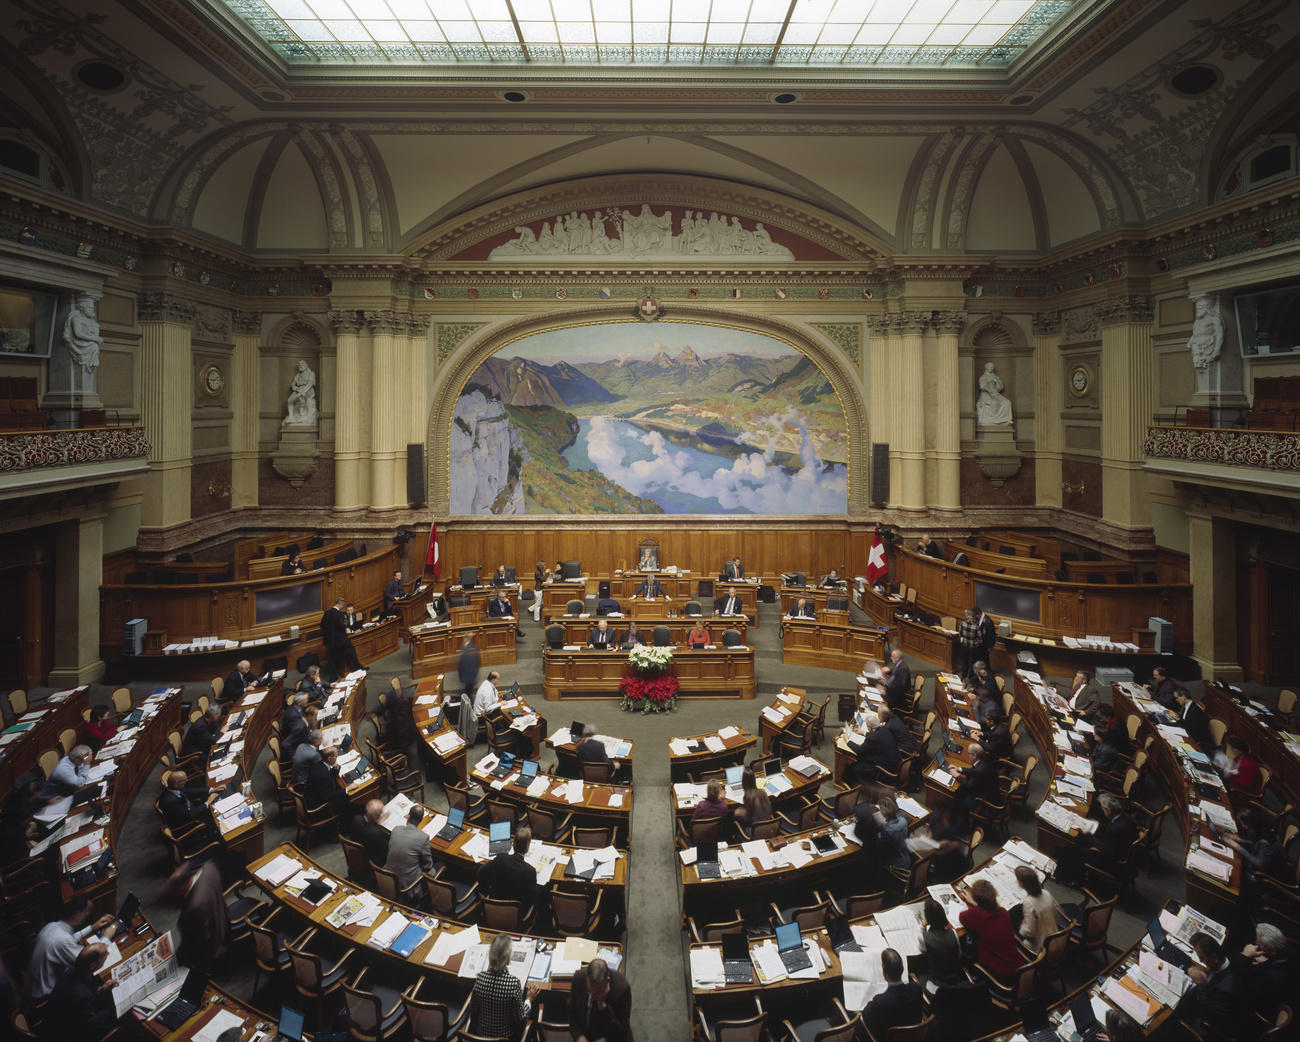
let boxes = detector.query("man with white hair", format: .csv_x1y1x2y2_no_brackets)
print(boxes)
469,933,540,1037
40,744,93,800
224,659,255,702
182,705,225,759
884,649,912,713
848,710,900,785
351,798,389,865
1233,922,1293,1024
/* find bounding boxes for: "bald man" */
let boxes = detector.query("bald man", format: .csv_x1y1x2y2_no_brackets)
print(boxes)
224,659,254,702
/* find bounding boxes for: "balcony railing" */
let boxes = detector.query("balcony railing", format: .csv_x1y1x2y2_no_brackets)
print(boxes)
0,425,151,473
1143,425,1300,473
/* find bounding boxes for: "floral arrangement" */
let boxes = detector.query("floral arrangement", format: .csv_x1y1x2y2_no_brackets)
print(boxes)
620,644,678,713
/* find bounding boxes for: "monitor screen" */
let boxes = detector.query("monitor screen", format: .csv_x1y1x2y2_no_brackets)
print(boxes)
447,807,465,827
278,1006,306,1042
774,922,801,952
489,820,510,842
725,765,743,785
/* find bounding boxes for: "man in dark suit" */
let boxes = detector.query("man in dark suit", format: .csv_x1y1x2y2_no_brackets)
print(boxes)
478,826,539,911
1090,793,1139,874
979,710,1012,762
304,745,351,819
570,957,633,1042
181,706,224,759
577,723,628,782
224,659,254,703
1064,670,1103,722
383,569,405,614
976,605,997,659
491,564,511,587
281,693,310,758
849,713,900,784
343,601,363,632
716,587,743,616
863,948,923,1041
1174,688,1213,749
1186,932,1240,1037
169,858,230,973
918,535,944,559
488,590,525,637
281,552,306,576
884,650,912,712
879,707,919,755
635,576,669,600
158,770,216,832
322,597,363,677
457,634,481,697
297,664,329,704
819,568,845,588
1144,666,1177,709
722,556,743,581
587,619,616,649
352,798,390,866
787,597,815,619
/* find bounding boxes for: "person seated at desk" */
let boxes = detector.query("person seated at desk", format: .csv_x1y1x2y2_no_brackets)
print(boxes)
1091,727,1127,776
1231,923,1293,1029
733,768,772,831
491,564,511,587
920,898,964,989
1223,808,1285,887
1058,793,1136,887
158,770,217,831
1095,704,1131,759
305,745,351,820
876,795,911,874
44,942,116,1039
980,709,1012,762
223,659,255,704
848,711,899,784
879,707,919,754
82,705,117,752
787,597,815,619
297,665,329,705
686,621,712,647
576,723,628,783
971,685,1000,728
620,621,647,647
292,729,325,785
39,745,92,801
945,744,998,836
722,555,744,580
479,825,539,910
819,568,845,588
1013,865,1065,953
570,958,633,1042
280,692,311,759
587,619,617,649
472,671,502,735
487,589,525,638
863,948,924,1041
1184,932,1241,1038
385,804,433,897
634,575,670,600
959,878,1025,981
343,601,364,632
1063,670,1103,723
182,705,225,760
918,535,944,559
966,660,993,694
383,569,405,614
1144,665,1178,710
715,586,744,616
691,778,731,828
281,552,306,576
26,896,118,1004
352,798,390,866
1221,737,1262,797
1173,687,1213,749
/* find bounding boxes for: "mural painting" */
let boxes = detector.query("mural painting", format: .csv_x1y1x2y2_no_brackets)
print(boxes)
449,321,847,515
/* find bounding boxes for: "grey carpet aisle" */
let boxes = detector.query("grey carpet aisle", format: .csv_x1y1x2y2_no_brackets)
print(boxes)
21,607,1222,1041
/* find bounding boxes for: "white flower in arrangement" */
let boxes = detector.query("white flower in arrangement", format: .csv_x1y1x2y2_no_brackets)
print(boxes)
627,644,673,669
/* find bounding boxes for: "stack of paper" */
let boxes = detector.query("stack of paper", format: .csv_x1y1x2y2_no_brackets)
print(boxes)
255,853,302,886
690,947,726,987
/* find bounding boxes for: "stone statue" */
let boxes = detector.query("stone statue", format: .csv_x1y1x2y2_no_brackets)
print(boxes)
1187,294,1224,371
976,362,1014,427
61,292,103,372
284,359,318,427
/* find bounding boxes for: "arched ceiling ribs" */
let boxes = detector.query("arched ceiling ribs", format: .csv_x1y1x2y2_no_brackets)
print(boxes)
241,129,291,249
903,130,961,252
1002,135,1050,252
942,131,999,252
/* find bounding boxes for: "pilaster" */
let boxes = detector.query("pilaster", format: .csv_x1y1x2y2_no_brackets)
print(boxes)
1033,312,1063,508
231,310,260,509
1187,511,1243,681
138,292,194,530
407,314,431,472
897,311,929,509
932,310,964,510
866,316,890,504
330,309,364,509
1098,296,1154,529
49,513,105,686
366,309,401,508
885,315,904,507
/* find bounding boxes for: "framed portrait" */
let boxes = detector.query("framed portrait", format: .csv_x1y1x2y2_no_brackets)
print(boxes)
637,540,659,572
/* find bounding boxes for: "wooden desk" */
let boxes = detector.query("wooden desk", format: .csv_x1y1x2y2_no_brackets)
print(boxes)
897,615,957,671
780,618,888,671
0,685,89,795
247,537,356,578
315,673,382,806
114,637,298,683
555,613,749,646
412,676,469,785
778,585,849,616
447,584,519,624
545,727,635,780
204,677,283,863
668,727,756,781
348,615,400,663
393,582,435,640
146,984,279,1042
468,754,633,828
543,576,760,621
672,756,831,821
857,584,901,629
542,646,755,701
758,687,807,753
248,844,621,997
1203,681,1300,800
943,541,1049,579
409,618,517,678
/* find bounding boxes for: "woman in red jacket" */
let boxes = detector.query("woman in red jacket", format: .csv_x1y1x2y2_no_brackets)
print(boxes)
959,878,1025,980
1224,737,1262,797
83,705,117,751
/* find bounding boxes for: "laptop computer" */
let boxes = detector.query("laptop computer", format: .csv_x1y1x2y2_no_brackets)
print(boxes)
758,755,782,778
490,752,517,778
774,921,813,973
695,840,721,880
570,721,584,744
1021,999,1065,1042
68,848,113,890
340,756,369,785
154,968,209,1030
725,765,744,787
71,782,103,809
115,891,140,934
691,642,706,650
435,806,465,842
519,760,539,781
955,717,973,739
1069,993,1105,1040
272,1005,307,1042
721,932,753,984
826,915,862,953
488,819,512,856
1146,915,1192,971
934,747,949,770
123,708,144,727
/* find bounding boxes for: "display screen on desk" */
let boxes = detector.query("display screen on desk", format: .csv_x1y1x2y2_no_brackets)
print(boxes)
256,580,323,624
973,581,1040,623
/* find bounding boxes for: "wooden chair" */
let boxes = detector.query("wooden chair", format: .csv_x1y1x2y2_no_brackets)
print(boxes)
339,836,375,887
1003,755,1038,818
769,897,831,931
286,928,354,1029
111,687,132,714
828,890,886,919
5,689,28,720
37,748,59,778
971,787,1014,841
572,825,613,848
342,967,407,1042
481,895,535,933
381,755,426,803
266,760,294,819
686,913,744,943
423,869,481,922
886,1013,934,1041
778,996,860,1042
972,948,1042,1014
446,780,488,824
1068,888,1118,963
777,793,820,834
249,908,300,998
819,784,861,823
401,979,471,1042
1208,718,1227,749
525,806,573,844
807,693,831,745
57,727,77,757
550,886,605,937
695,997,767,1042
291,787,336,849
579,761,614,784
1034,924,1072,996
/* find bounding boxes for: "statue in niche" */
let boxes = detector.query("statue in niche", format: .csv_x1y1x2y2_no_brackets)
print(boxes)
61,291,103,373
976,361,1014,427
1187,294,1224,371
284,359,318,427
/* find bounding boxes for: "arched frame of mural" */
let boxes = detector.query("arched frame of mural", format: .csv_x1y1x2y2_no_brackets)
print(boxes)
425,304,871,518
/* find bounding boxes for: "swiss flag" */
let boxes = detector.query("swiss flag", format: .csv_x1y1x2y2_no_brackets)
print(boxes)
866,529,888,585
424,522,440,579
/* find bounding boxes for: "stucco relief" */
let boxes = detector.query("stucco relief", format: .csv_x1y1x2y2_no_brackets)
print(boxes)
1061,306,1099,344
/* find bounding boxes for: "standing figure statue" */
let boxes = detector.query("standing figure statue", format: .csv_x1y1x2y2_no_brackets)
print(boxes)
62,292,103,372
284,359,318,427
975,361,1014,427
1187,295,1224,370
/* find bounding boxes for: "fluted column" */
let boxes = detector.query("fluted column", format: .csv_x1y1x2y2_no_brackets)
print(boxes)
885,315,905,507
866,316,890,504
1187,511,1242,681
366,309,401,508
49,512,105,686
330,309,364,509
1032,312,1063,508
231,310,261,509
138,292,194,530
1098,296,1154,529
897,311,929,509
407,314,431,502
931,311,964,509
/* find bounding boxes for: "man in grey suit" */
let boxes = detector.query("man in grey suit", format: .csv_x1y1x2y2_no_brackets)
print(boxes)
1064,670,1104,722
385,805,433,893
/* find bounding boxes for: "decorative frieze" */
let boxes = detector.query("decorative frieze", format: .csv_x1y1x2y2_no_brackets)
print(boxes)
436,322,486,365
1095,295,1154,327
1143,425,1300,473
1031,311,1061,337
138,291,195,324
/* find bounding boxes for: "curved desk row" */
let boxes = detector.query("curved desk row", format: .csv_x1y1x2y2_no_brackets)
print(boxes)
468,750,633,828
553,612,750,646
542,646,756,701
410,617,518,678
541,575,761,622
0,684,89,794
780,617,888,672
1202,681,1300,800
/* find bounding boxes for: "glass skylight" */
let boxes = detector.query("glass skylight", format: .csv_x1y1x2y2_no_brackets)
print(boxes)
216,0,1078,67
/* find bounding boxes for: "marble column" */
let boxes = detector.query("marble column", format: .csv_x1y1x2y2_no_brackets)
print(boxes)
230,310,261,509
366,309,401,509
138,292,194,530
866,316,890,503
406,314,431,504
1098,296,1154,529
330,310,364,509
931,311,964,510
1187,511,1242,681
49,512,105,686
897,311,929,509
1032,312,1063,508
886,315,905,507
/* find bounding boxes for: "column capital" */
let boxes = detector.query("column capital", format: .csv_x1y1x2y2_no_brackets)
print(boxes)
1095,295,1153,327
364,308,402,336
328,309,364,335
232,310,261,337
1032,311,1061,336
931,310,966,336
896,310,931,335
406,313,432,337
138,291,195,324
865,315,890,337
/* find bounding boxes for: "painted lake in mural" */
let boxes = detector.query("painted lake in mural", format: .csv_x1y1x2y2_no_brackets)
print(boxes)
449,320,847,515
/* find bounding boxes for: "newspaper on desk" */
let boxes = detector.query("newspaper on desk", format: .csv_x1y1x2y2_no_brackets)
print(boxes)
840,949,889,1011
108,930,180,1017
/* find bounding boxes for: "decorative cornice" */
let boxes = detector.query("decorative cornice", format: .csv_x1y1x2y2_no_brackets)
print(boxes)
1031,311,1061,336
1095,295,1154,326
364,309,402,336
138,291,195,324
327,309,364,336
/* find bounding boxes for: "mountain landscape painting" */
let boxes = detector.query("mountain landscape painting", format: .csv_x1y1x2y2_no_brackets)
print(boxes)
449,320,848,515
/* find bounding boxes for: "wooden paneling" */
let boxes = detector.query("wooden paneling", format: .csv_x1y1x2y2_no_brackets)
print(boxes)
780,618,888,671
944,541,1049,578
542,647,756,700
246,538,356,578
410,619,518,678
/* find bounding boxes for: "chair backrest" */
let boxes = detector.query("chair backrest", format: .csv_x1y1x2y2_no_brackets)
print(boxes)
546,624,564,648
814,1014,861,1042
340,836,371,880
550,886,594,932
690,818,722,846
697,1009,767,1042
112,687,132,714
580,761,614,784
723,629,742,646
423,874,461,918
460,565,479,588
402,984,452,1042
886,1012,934,1042
371,862,400,902
1126,714,1143,741
343,979,385,1036
1039,925,1071,978
251,918,283,972
790,900,830,930
267,758,284,789
482,897,526,931
684,600,702,616
209,677,223,698
573,825,612,848
566,599,584,615
1082,891,1117,944
1011,951,1042,1001
1280,689,1297,715
653,626,671,646
58,728,77,756
38,749,59,778
5,689,27,717
844,891,886,917
1021,753,1039,784
286,941,324,995
1263,1005,1293,1039
526,806,561,840
750,818,781,840
1208,717,1228,747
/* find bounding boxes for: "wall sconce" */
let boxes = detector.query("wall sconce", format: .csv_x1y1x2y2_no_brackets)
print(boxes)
207,481,233,498
1060,481,1086,496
